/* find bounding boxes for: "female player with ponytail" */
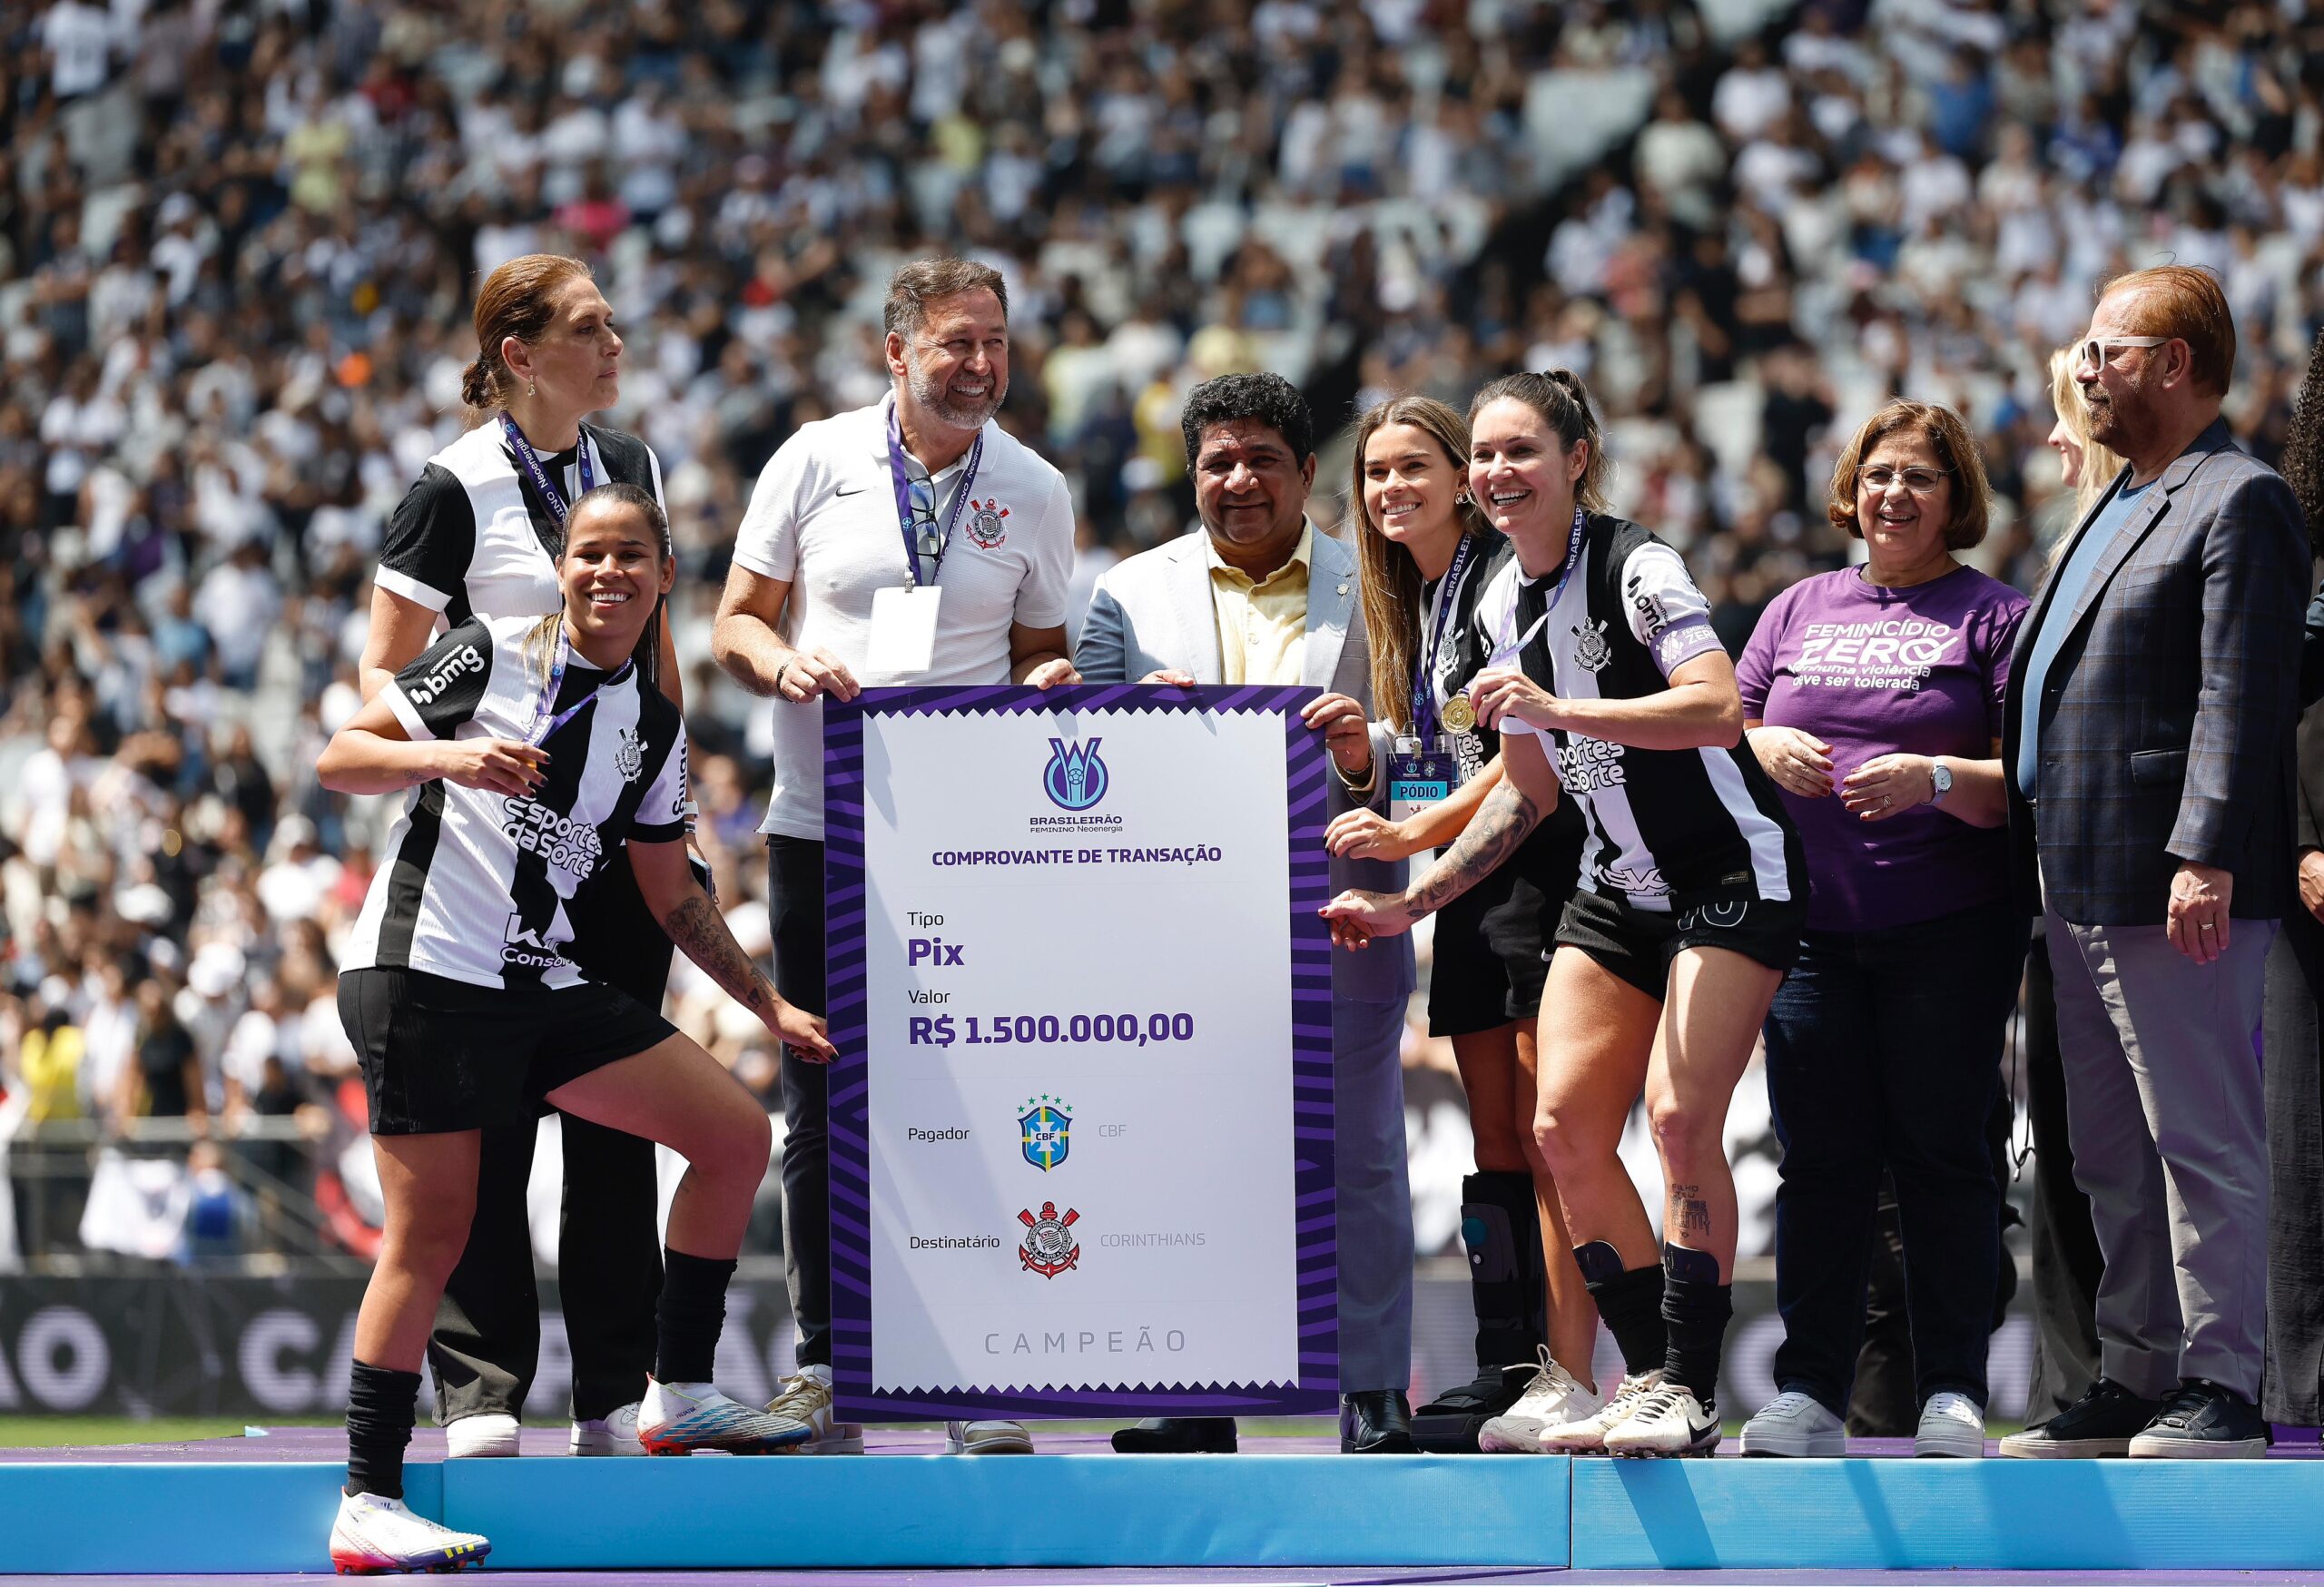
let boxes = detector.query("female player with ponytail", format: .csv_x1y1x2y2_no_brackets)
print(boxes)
359,254,678,1461
320,486,832,1571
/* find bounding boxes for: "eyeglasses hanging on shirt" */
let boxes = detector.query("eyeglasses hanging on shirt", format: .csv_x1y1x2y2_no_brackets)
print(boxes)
868,394,984,678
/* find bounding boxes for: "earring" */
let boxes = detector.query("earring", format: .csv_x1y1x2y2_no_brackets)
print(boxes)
527,382,537,399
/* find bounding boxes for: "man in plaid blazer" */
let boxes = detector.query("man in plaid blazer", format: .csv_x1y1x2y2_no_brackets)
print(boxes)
1998,267,2309,1459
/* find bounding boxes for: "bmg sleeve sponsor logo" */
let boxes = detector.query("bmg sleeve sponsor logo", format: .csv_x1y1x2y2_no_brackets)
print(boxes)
405,645,485,705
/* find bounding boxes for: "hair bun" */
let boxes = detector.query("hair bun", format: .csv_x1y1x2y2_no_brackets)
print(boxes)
459,357,497,410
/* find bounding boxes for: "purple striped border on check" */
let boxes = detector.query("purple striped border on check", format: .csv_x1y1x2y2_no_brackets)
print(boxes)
822,684,1338,1420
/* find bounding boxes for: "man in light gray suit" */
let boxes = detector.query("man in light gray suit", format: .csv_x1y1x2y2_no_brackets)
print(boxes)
1078,372,1419,1454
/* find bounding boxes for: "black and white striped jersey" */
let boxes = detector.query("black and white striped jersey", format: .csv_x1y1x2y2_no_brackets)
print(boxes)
1479,514,1803,913
378,419,665,630
341,615,688,991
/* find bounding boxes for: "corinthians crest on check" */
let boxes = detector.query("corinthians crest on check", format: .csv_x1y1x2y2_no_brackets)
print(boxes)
1017,1201,1080,1277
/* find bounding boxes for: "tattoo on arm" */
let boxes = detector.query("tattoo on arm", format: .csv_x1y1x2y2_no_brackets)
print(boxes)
1401,777,1543,921
661,892,778,1019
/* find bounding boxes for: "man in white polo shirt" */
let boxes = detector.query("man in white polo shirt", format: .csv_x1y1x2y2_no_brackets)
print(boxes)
712,258,1077,1456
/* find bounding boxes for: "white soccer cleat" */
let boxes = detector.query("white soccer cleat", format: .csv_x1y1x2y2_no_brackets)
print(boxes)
1536,1368,1665,1453
946,1419,1034,1454
767,1365,866,1455
442,1413,518,1459
570,1401,644,1456
637,1378,812,1454
1739,1390,1846,1457
1601,1382,1721,1458
1477,1348,1609,1453
329,1491,490,1575
1915,1390,1987,1458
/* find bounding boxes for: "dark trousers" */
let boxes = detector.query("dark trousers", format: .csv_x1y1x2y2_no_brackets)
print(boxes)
2264,905,2324,1426
429,856,671,1424
2022,922,2104,1425
767,835,830,1369
1764,898,2027,1417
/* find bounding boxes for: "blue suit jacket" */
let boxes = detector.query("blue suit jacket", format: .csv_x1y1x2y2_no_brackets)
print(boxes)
2002,419,2310,925
1076,524,1417,1005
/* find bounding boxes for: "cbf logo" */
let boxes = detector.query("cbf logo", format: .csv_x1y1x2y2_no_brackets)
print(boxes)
1018,1201,1081,1278
964,497,1009,548
1019,1094,1071,1171
1043,737,1108,811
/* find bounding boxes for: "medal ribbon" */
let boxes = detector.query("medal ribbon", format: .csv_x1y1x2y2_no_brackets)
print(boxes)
527,625,635,748
1487,506,1590,667
885,394,984,588
499,412,595,542
1409,531,1479,743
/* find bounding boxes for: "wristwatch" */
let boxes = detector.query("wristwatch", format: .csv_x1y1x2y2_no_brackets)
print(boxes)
1928,760,1953,805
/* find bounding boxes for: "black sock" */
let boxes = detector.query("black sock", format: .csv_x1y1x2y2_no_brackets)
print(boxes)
655,1247,738,1385
345,1360,422,1500
1659,1243,1733,1401
1575,1240,1666,1377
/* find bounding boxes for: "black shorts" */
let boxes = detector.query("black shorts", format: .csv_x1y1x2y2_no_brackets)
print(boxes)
1429,870,1558,1037
338,967,676,1136
1555,887,1805,1001
1423,796,1583,1038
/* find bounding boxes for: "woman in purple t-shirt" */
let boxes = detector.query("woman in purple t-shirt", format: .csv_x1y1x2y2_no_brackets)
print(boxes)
1732,400,2031,1460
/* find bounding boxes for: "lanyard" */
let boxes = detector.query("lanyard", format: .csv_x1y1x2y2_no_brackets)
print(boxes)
1409,532,1480,742
884,396,983,587
1489,507,1590,666
500,412,595,537
527,626,635,748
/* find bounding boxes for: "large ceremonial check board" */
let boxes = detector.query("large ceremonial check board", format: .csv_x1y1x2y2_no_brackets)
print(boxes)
822,684,1339,1420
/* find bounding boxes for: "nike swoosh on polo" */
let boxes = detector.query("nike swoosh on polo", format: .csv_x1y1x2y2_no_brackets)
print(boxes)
833,485,867,497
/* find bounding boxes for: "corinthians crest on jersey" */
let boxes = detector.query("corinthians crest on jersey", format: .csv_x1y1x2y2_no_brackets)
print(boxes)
614,725,644,782
964,497,1009,548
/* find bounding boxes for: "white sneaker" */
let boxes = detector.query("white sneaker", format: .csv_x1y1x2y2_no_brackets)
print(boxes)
1601,1382,1721,1458
442,1413,518,1459
767,1364,865,1455
946,1419,1034,1454
329,1491,490,1574
1915,1391,1986,1458
637,1378,812,1454
1739,1390,1845,1457
1537,1368,1664,1453
570,1401,643,1456
1477,1348,1609,1453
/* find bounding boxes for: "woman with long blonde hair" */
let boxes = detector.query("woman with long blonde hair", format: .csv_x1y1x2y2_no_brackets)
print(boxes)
2048,345,2126,524
1327,393,1597,1452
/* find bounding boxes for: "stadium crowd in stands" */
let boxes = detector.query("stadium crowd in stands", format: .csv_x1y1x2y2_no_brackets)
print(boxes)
4,0,2323,1266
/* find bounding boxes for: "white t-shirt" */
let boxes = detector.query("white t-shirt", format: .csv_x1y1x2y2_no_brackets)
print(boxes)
732,398,1075,840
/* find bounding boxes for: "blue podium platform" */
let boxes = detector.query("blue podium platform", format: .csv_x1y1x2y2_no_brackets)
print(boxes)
1571,1455,2324,1572
6,1428,2324,1574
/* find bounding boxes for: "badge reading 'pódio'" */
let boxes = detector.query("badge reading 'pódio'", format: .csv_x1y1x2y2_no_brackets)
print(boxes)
1017,1202,1080,1277
964,498,1009,548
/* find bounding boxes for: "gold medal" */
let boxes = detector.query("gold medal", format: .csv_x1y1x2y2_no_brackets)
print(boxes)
1442,695,1477,734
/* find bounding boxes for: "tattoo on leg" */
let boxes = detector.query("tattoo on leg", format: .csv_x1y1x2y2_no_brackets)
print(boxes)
1669,1183,1712,1239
